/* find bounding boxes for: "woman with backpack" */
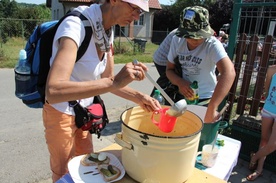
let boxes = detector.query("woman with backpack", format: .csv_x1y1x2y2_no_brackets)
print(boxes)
43,0,161,181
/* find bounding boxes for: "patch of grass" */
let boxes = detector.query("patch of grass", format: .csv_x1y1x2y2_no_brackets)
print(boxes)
0,37,159,68
113,40,158,63
0,37,26,68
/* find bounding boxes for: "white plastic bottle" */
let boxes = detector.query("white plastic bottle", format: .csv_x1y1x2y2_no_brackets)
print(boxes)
153,89,165,105
14,49,31,97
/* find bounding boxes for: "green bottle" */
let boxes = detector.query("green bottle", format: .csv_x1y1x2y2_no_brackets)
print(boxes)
153,89,165,105
186,81,199,104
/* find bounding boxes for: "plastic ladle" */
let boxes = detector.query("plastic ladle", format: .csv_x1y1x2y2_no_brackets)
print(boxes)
211,102,230,150
133,59,187,117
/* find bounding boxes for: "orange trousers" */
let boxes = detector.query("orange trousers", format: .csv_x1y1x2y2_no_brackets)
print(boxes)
43,103,93,182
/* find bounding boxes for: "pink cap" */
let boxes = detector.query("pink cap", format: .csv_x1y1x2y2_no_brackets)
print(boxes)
122,0,149,12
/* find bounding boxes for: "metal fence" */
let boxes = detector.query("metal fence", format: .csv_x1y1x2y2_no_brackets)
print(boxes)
0,17,172,56
222,1,276,171
225,0,276,120
227,0,276,60
0,18,49,45
0,17,171,45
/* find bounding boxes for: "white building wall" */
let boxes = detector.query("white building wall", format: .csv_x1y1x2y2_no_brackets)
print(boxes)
51,0,64,20
133,11,153,40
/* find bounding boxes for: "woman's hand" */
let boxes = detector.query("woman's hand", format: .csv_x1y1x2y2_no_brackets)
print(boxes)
178,80,194,99
136,94,162,112
113,62,147,88
204,107,220,123
166,62,193,99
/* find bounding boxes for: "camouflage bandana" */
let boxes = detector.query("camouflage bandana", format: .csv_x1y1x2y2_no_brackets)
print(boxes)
176,6,214,39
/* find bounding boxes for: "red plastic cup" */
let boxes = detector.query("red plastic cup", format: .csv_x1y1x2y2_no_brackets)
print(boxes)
151,108,177,133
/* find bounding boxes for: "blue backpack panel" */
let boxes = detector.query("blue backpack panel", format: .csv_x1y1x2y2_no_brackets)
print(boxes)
15,11,92,108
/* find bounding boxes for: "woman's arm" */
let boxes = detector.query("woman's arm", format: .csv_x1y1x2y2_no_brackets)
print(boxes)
104,50,161,112
205,57,236,122
46,37,116,103
166,61,193,98
46,38,150,105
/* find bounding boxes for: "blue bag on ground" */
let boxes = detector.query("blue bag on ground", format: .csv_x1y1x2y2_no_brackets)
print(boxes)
14,11,92,108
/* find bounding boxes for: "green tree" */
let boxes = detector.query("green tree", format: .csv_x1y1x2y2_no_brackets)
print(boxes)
0,0,19,18
153,5,178,31
0,1,51,42
208,0,233,34
152,5,177,44
17,4,50,20
152,0,216,44
17,5,51,38
170,0,210,27
0,0,20,43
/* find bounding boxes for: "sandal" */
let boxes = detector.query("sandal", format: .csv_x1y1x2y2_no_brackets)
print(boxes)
249,152,257,171
246,170,263,181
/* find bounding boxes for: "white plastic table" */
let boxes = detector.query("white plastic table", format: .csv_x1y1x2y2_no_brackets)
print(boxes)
196,134,241,181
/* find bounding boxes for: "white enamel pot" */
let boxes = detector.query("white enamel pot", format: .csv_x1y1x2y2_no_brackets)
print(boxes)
115,106,203,183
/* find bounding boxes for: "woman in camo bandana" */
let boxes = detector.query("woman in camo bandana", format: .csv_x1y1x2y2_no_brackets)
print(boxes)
166,6,236,123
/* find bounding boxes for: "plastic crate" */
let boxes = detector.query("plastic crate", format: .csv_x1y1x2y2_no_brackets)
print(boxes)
223,118,276,172
232,116,262,133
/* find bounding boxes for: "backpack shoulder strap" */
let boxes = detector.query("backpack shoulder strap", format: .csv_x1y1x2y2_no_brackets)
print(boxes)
65,11,93,61
41,11,92,63
75,13,92,61
37,11,93,103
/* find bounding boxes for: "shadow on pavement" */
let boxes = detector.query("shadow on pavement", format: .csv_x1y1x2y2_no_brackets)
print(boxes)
101,120,122,136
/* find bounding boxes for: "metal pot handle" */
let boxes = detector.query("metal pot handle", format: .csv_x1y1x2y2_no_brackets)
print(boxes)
218,121,228,129
114,133,133,150
196,151,203,164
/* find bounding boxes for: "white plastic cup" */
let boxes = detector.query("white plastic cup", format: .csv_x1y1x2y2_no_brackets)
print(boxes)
197,144,219,168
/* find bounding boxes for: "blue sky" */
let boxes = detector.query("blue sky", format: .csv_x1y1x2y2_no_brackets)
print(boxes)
15,0,174,5
15,0,45,4
159,0,175,5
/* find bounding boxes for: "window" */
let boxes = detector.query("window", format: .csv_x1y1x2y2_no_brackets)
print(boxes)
134,14,144,26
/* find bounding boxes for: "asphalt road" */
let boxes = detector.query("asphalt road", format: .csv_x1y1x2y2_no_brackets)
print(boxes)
0,63,158,183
